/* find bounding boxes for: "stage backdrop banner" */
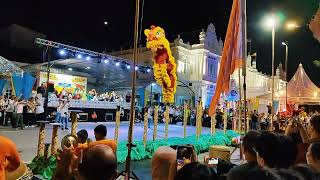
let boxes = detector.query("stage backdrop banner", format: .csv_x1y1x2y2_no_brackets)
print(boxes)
39,72,87,95
0,79,7,95
22,73,36,100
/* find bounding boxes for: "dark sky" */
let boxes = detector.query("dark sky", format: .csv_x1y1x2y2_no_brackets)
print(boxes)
0,0,319,84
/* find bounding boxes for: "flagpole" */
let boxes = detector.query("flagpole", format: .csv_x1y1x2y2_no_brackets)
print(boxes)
241,0,247,133
238,69,242,133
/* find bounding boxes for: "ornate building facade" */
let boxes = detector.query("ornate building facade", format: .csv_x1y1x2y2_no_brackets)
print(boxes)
110,23,286,108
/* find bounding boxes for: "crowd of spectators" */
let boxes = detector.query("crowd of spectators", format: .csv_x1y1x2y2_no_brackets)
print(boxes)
49,88,129,103
1,113,320,179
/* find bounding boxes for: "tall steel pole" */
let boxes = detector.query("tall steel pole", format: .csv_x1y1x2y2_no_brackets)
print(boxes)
284,43,288,122
125,0,140,178
150,84,153,106
271,25,275,131
238,69,242,133
241,0,247,133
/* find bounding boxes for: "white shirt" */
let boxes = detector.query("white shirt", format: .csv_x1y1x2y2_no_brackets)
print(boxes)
174,110,180,116
35,97,44,114
169,107,174,115
57,103,62,114
148,107,153,118
0,99,5,106
6,99,15,112
50,93,57,98
16,103,24,114
60,103,69,117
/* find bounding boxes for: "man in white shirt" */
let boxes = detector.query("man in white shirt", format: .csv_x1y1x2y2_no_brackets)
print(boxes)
5,96,16,127
169,106,174,124
35,94,45,122
0,96,6,126
15,99,25,129
60,100,70,130
148,106,153,128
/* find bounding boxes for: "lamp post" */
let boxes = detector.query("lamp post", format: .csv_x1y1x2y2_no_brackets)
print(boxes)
281,41,288,122
264,15,276,130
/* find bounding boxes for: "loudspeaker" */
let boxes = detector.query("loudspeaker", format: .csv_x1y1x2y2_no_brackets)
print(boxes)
48,83,55,93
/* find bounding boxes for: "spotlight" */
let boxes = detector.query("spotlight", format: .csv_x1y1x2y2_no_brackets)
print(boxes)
85,56,91,60
68,68,73,71
104,59,109,64
115,62,120,66
147,68,151,72
151,82,156,86
135,66,139,70
59,49,66,56
126,65,131,69
86,66,90,69
76,54,82,59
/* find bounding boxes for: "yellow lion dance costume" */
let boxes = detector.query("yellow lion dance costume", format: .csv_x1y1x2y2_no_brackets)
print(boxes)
144,25,177,103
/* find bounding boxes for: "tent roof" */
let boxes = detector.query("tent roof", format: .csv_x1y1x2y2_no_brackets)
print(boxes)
258,64,320,103
0,56,23,76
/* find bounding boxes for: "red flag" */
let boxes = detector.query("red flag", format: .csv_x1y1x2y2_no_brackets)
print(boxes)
208,0,244,116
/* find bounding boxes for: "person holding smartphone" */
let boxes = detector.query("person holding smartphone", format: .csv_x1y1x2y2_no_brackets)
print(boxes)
176,145,197,171
227,130,261,180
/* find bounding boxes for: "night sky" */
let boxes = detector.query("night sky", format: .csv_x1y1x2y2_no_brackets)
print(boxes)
0,0,319,84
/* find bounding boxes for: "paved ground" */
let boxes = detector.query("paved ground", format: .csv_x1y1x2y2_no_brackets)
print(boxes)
0,122,240,180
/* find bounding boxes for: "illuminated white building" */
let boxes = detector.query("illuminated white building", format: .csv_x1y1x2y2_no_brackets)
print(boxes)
110,23,286,108
231,55,286,112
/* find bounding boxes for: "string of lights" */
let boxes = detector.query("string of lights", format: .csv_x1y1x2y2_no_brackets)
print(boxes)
35,38,152,73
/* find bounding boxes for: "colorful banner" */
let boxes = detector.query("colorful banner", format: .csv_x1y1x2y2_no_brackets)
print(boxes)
12,73,36,99
39,72,87,95
11,73,23,97
22,73,36,100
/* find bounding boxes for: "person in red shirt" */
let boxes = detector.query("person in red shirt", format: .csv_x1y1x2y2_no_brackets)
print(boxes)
0,135,21,180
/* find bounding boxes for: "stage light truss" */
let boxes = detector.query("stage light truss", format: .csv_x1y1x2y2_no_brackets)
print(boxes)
35,38,151,71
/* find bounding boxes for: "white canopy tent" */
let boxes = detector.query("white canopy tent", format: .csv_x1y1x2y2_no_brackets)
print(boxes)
258,63,320,104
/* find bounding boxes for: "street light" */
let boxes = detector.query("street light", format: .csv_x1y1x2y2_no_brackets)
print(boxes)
263,14,277,131
281,41,288,123
286,22,300,30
